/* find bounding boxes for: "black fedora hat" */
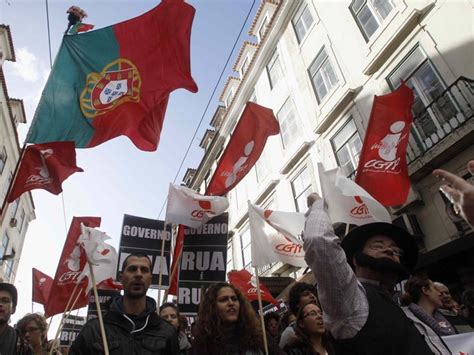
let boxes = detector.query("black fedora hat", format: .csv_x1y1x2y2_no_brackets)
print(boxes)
341,222,418,271
0,283,18,311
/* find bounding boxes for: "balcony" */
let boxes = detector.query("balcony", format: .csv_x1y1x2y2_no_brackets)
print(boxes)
408,76,474,181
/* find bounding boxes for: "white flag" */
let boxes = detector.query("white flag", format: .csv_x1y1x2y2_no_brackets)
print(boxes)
165,183,229,228
248,202,307,268
318,163,391,225
78,224,118,294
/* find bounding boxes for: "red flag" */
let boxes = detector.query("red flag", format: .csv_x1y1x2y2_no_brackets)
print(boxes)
228,269,278,305
167,225,185,296
355,84,414,206
7,142,83,203
32,268,53,306
45,217,101,317
76,23,94,33
206,102,279,196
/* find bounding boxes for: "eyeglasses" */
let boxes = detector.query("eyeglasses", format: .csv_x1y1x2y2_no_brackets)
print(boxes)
368,242,404,257
303,310,322,319
22,327,40,334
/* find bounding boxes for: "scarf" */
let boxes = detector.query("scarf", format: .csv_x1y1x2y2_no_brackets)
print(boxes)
409,303,456,336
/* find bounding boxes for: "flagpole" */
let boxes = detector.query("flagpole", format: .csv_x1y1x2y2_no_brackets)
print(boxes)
0,143,27,220
157,222,168,306
163,248,182,300
345,223,350,236
254,266,269,355
88,260,110,355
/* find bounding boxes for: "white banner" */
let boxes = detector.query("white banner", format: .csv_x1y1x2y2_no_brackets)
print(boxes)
248,202,307,268
165,184,229,228
318,163,391,225
442,333,474,354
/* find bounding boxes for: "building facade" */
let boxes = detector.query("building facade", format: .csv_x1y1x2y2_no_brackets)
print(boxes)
0,25,36,283
185,0,474,297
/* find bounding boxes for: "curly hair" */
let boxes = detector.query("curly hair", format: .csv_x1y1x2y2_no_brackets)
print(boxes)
16,313,48,347
288,282,315,314
193,282,264,354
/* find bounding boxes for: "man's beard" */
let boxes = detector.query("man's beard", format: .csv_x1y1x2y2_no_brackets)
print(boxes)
354,251,409,279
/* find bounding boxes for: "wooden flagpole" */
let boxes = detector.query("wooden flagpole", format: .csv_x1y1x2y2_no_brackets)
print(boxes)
345,223,351,236
88,260,110,355
156,221,168,306
254,266,269,355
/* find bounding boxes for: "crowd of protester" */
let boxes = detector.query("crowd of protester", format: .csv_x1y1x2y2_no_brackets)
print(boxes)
0,161,473,354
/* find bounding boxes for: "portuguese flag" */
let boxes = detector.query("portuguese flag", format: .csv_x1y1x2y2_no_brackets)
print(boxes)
27,0,198,151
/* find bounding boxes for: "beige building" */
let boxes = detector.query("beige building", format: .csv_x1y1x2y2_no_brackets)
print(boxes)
0,25,36,282
185,0,474,297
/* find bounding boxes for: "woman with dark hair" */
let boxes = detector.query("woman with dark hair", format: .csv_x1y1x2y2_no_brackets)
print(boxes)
159,302,192,355
283,302,334,355
192,282,265,355
16,313,58,354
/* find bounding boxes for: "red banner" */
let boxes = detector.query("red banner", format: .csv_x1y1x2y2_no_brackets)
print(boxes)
167,225,184,296
7,141,83,203
45,217,101,317
228,269,277,305
355,84,414,206
206,102,279,196
32,268,53,306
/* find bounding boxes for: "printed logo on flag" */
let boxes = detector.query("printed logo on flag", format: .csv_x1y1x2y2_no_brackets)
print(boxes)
264,210,303,254
222,140,255,188
363,121,407,174
190,200,216,221
25,148,54,186
80,58,141,118
349,196,372,219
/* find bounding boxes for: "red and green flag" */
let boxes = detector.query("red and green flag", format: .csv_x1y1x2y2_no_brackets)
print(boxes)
27,0,198,151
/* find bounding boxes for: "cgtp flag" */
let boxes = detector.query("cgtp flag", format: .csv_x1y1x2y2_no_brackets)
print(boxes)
45,217,101,317
32,268,53,306
7,142,83,203
355,84,414,206
248,202,307,268
77,224,118,294
206,102,279,196
228,269,278,305
165,184,229,228
319,163,391,225
27,0,198,151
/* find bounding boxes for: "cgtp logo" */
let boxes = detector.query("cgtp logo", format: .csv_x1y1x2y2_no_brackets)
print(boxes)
222,140,255,188
364,121,407,173
247,275,264,295
350,196,372,219
25,149,55,186
191,200,216,220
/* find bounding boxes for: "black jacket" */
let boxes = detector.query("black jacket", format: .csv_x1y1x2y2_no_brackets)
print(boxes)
70,296,179,355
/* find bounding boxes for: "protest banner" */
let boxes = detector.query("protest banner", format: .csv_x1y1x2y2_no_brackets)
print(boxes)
117,214,172,288
87,289,121,321
59,314,86,347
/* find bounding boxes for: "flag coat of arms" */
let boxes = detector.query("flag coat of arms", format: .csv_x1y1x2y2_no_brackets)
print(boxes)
228,269,278,305
165,184,229,228
27,0,198,151
318,163,391,225
32,268,53,306
45,217,101,317
355,84,414,206
206,102,279,196
248,202,307,268
7,141,83,203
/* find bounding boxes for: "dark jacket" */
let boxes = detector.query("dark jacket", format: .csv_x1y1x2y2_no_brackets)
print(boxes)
70,296,179,355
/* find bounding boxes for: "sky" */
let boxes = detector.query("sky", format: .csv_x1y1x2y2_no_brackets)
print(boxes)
1,0,257,333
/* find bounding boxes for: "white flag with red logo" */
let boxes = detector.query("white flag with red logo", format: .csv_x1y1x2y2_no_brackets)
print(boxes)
228,269,278,304
165,184,229,228
248,202,307,268
319,163,391,225
77,224,118,294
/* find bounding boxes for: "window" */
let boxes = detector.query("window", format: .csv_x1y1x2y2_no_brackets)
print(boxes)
240,228,252,271
277,98,301,148
0,147,6,174
241,55,250,77
249,90,257,103
0,232,9,261
331,119,362,177
1,172,12,205
291,167,313,212
5,258,14,279
255,157,270,183
309,47,339,102
18,210,25,232
258,16,269,41
350,0,394,40
225,88,234,108
10,199,19,218
226,238,233,272
388,47,460,151
266,50,284,89
292,3,314,43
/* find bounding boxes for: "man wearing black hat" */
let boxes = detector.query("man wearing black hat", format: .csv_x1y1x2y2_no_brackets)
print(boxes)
303,193,450,354
0,282,18,354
